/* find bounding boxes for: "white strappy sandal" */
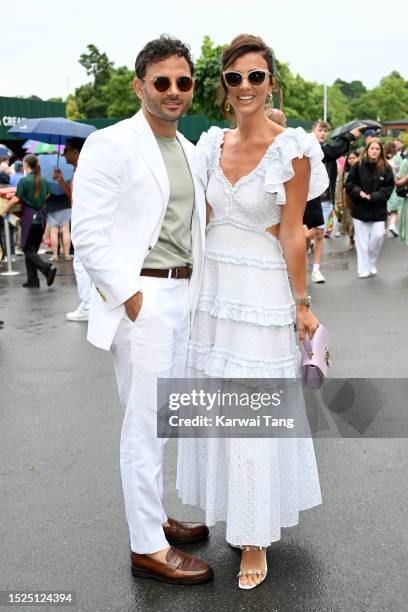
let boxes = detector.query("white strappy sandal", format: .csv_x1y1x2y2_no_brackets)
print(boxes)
238,545,268,590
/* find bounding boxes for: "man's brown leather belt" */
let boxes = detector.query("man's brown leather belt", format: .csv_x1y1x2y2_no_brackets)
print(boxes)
140,266,192,279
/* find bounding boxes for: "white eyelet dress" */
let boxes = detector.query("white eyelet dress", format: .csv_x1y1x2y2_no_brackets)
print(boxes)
176,126,329,547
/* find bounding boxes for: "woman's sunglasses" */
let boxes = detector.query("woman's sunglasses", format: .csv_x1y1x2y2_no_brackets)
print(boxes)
143,75,194,93
223,69,271,88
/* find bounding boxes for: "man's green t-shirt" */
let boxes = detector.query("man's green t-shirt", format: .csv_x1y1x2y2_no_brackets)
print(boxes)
143,135,194,269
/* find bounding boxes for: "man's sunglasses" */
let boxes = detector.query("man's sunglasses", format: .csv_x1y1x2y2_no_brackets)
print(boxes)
222,69,271,88
143,75,194,93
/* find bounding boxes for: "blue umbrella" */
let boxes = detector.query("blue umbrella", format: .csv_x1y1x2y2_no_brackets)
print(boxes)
9,117,96,168
37,154,74,196
8,117,96,144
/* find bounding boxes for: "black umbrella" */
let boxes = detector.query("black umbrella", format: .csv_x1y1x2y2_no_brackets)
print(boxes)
332,119,382,139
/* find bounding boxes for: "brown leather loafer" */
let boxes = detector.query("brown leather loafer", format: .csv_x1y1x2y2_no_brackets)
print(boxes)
131,546,213,585
163,517,209,545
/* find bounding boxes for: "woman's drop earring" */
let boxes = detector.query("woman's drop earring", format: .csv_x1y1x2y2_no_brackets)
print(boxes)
226,99,231,112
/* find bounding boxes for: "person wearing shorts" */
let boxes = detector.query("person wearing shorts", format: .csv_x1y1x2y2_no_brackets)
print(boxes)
46,191,72,261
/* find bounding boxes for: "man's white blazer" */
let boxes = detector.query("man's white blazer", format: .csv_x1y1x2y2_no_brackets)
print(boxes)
71,110,206,351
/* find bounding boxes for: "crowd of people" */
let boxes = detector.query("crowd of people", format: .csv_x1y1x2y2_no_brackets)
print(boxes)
1,32,408,591
1,120,407,303
0,138,92,320
303,122,408,281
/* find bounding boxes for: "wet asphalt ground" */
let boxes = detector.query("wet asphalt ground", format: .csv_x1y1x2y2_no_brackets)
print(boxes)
0,235,407,612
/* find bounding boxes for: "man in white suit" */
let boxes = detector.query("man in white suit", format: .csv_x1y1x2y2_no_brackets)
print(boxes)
71,36,212,585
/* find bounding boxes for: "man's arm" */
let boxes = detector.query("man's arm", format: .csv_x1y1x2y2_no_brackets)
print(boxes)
322,128,361,163
53,169,72,201
71,131,141,311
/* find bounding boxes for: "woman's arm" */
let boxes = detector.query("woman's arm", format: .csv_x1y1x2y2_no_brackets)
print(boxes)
0,195,20,217
279,156,319,342
395,164,408,188
396,174,408,187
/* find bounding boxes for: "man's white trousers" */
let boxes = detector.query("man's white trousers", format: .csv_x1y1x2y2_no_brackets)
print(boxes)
73,254,92,311
111,276,190,554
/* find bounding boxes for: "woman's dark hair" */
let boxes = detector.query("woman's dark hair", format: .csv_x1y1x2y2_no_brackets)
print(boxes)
360,139,389,176
220,34,275,118
135,35,194,79
23,154,43,198
344,150,359,172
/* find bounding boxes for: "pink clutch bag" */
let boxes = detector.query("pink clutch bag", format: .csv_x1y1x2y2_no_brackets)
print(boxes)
300,324,331,390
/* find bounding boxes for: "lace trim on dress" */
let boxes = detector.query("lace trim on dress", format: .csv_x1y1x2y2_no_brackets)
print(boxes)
207,218,283,243
195,125,329,204
188,342,300,378
197,294,295,326
194,126,225,191
214,128,283,192
207,217,264,234
204,251,287,271
263,127,329,204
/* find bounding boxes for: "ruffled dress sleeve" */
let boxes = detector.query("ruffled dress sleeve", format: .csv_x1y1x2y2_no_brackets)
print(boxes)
194,126,223,192
264,127,329,204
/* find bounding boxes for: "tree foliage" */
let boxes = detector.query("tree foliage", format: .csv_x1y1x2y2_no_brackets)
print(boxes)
103,66,141,117
190,36,226,121
68,40,408,127
334,79,367,99
79,44,113,87
73,44,139,118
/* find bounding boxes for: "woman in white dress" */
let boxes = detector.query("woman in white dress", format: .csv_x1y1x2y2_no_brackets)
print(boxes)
177,34,329,589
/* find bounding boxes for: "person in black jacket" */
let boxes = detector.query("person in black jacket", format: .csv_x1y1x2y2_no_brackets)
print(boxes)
305,120,362,283
345,140,394,278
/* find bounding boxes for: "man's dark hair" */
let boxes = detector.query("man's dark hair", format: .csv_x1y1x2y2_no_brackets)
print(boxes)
135,35,194,79
65,137,85,152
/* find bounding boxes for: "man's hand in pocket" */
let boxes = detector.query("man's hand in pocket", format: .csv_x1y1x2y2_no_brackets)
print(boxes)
124,291,143,322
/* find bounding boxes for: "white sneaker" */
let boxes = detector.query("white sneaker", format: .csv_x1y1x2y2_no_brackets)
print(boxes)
358,272,370,278
388,224,399,237
369,265,378,276
66,307,89,321
311,269,326,283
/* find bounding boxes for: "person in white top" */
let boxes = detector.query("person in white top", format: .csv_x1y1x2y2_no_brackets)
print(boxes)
71,36,213,585
177,34,329,590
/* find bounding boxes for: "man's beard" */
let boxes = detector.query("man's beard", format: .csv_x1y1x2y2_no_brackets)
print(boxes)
143,89,191,123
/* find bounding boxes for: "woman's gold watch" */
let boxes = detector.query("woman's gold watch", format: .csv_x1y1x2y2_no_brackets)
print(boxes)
294,296,311,308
